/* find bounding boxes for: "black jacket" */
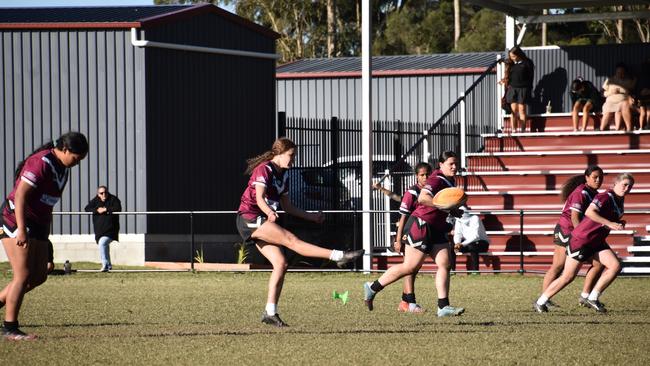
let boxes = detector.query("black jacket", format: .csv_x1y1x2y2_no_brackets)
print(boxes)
508,59,534,88
84,194,122,243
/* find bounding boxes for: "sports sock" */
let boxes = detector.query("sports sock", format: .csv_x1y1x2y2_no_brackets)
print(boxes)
581,292,589,299
587,290,600,301
3,320,18,331
370,280,384,293
265,303,277,316
438,298,450,309
536,294,549,306
329,250,343,261
404,293,416,304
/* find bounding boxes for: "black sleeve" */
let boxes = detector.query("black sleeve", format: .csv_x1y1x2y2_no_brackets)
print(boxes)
84,197,99,212
106,196,122,213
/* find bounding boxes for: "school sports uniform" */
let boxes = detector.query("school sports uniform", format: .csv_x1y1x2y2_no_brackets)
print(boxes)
402,170,455,253
399,184,422,216
567,189,623,262
1,150,69,241
553,183,598,247
236,161,289,244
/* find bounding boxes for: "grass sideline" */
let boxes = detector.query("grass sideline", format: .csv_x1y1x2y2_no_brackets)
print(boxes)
1,268,649,365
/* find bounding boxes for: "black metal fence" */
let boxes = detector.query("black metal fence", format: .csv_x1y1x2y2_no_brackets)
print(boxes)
277,59,501,248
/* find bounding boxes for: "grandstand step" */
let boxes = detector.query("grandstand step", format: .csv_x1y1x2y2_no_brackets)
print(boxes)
483,131,650,152
504,113,600,133
475,211,650,235
628,246,650,253
458,170,650,191
465,149,650,171
466,189,650,210
621,267,650,274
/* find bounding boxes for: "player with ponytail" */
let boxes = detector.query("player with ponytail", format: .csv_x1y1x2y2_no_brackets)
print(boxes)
1,132,88,340
236,137,363,327
541,165,605,308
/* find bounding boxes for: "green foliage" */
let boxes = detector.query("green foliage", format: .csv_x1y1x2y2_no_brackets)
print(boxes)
154,1,649,58
1,273,649,364
456,8,504,52
233,242,249,264
194,245,205,264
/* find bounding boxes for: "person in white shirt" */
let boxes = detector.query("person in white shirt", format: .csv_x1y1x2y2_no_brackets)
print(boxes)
451,206,489,272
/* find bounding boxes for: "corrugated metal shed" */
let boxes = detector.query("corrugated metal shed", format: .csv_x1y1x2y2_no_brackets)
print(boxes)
0,5,188,23
278,52,497,77
1,4,279,243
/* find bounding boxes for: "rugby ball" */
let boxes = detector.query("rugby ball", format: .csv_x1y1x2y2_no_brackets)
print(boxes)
432,187,467,210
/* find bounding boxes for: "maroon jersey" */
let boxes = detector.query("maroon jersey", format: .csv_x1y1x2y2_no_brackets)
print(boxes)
238,161,289,220
411,170,455,231
557,183,598,233
570,190,624,250
2,149,69,227
399,184,422,216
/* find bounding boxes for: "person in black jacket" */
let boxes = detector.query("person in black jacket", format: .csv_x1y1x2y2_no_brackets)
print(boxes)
84,186,121,272
504,46,534,132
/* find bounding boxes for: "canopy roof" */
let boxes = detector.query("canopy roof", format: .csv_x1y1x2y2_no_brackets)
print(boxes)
466,1,650,16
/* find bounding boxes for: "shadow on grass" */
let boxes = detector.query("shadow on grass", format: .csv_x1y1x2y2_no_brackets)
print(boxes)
41,327,496,340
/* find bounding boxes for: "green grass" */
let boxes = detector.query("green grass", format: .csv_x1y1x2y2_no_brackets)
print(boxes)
1,267,649,365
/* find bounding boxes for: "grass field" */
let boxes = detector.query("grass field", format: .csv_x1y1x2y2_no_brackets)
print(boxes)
1,265,649,365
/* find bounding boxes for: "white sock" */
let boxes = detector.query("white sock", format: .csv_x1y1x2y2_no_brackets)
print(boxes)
329,250,343,261
265,303,277,316
588,290,600,301
581,292,589,299
536,294,549,306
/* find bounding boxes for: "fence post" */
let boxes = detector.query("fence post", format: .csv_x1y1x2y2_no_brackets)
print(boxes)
190,211,195,271
496,54,504,131
460,92,467,170
422,130,430,163
519,209,524,274
353,210,358,272
331,116,339,209
278,111,286,138
383,169,392,251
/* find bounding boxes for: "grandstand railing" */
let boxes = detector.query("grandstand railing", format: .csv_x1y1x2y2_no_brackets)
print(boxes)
49,209,650,274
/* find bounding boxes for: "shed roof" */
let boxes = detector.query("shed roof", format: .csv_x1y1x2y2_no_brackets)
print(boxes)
276,52,498,79
0,4,280,39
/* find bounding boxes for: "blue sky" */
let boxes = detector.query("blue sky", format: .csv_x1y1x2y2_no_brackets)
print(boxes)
1,0,154,6
0,1,235,13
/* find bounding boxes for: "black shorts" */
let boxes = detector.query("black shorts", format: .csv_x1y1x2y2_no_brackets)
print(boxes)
0,216,50,242
46,239,54,263
566,240,610,262
553,224,571,247
401,215,449,254
505,87,531,104
236,214,266,245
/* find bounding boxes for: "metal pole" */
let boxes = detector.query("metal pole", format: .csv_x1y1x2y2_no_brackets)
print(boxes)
460,92,467,170
383,169,392,249
190,211,195,271
361,0,373,272
422,130,430,163
519,209,524,274
353,210,358,272
496,54,504,132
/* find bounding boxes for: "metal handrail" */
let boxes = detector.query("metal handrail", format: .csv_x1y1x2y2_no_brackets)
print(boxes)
377,57,501,183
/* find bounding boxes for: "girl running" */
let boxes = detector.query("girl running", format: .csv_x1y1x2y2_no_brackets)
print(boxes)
542,166,604,308
534,173,633,313
364,151,464,317
1,132,89,340
374,162,433,313
236,137,363,327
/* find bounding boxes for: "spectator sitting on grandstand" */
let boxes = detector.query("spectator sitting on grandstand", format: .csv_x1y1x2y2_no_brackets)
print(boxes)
450,206,489,273
600,63,636,132
570,77,602,131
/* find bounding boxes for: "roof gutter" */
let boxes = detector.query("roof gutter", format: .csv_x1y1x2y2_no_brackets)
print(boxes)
130,28,280,60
